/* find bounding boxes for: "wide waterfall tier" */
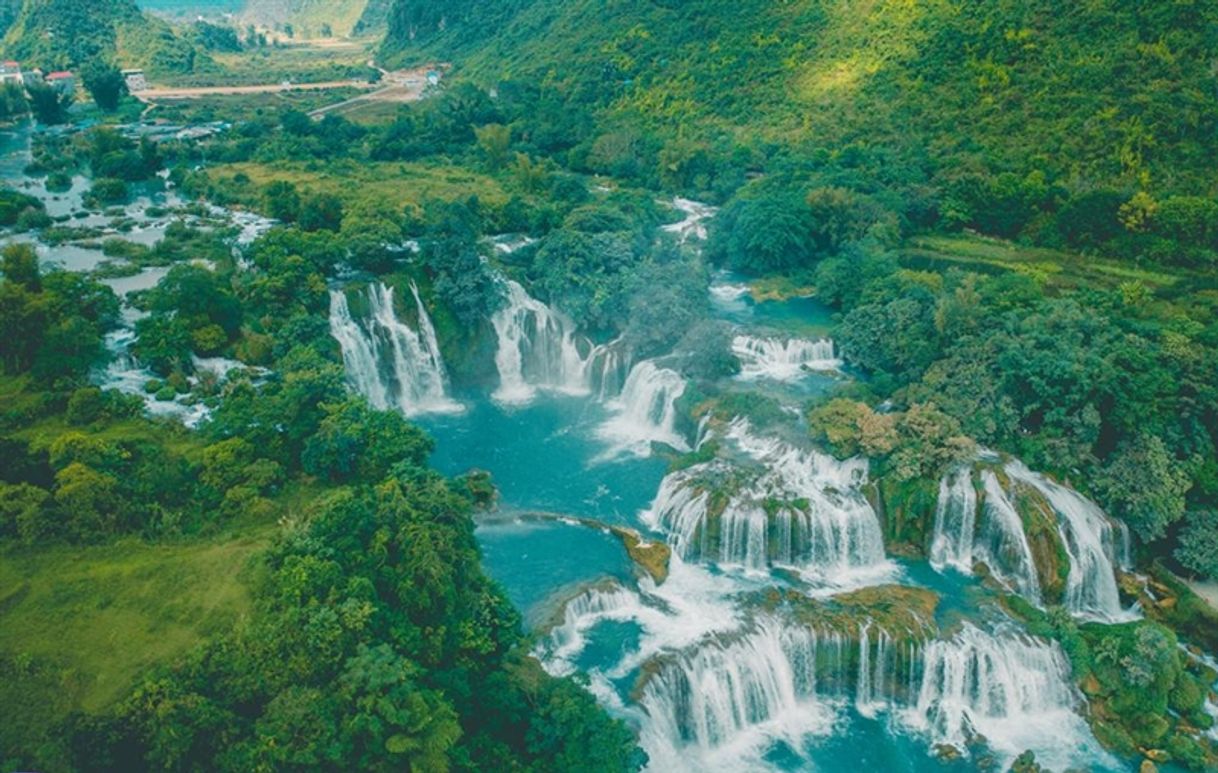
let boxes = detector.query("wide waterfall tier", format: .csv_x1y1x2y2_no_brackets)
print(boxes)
490,278,626,404
633,614,1105,771
597,360,690,457
328,282,460,417
926,460,1135,620
644,420,890,582
900,624,1111,770
731,334,842,382
638,621,845,767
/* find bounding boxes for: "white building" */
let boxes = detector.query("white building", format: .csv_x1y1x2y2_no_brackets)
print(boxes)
122,68,147,93
0,60,21,85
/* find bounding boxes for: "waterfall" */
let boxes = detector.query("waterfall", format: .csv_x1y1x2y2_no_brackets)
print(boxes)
731,335,841,382
902,624,1108,768
1004,462,1134,621
490,279,623,404
976,470,1042,604
661,197,717,244
98,329,210,427
545,584,643,671
928,467,978,573
596,360,689,457
644,420,890,583
638,621,842,769
328,282,459,417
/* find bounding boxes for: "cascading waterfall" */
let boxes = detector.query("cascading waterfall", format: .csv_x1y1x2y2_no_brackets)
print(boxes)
976,470,1042,603
545,584,643,670
99,329,210,427
927,467,978,573
1004,461,1134,621
490,278,625,404
328,282,459,416
638,621,845,768
731,335,841,382
644,420,889,583
902,624,1110,768
596,360,689,456
661,197,717,244
638,618,1102,769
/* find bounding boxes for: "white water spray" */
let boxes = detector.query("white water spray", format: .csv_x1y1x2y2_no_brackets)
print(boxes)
731,335,841,382
902,624,1110,769
597,360,689,457
490,279,625,404
644,420,890,583
1005,461,1136,621
928,467,978,574
328,282,459,416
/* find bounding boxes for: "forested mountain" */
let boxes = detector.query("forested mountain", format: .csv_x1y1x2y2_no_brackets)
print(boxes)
383,0,1218,201
3,0,204,74
236,0,384,38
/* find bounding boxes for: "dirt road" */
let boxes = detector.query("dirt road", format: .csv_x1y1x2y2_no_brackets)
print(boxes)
135,80,377,100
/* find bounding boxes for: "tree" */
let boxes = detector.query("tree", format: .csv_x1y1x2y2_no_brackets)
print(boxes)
298,193,343,232
25,81,71,124
133,315,192,376
54,462,123,540
263,181,301,223
474,123,511,170
1094,434,1191,543
301,400,433,484
0,190,44,227
1176,511,1218,580
0,283,46,374
82,63,127,112
2,243,41,289
808,399,898,459
707,191,815,273
0,482,53,543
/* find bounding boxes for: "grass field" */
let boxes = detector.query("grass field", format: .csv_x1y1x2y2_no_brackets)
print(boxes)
900,232,1191,293
0,532,266,710
209,159,511,213
0,524,272,765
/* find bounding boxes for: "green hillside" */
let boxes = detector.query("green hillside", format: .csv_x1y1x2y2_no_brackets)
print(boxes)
3,0,206,75
237,0,383,38
382,0,1218,201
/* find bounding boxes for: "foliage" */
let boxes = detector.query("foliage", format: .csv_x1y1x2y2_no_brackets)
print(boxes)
24,80,71,124
808,398,973,482
1093,434,1192,543
59,463,645,771
1176,511,1218,580
81,62,128,112
0,245,118,383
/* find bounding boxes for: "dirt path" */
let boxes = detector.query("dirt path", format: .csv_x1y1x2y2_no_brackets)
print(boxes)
308,65,444,117
135,80,376,100
1189,580,1218,611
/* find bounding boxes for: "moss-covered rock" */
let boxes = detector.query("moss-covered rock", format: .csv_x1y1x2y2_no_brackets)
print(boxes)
874,475,938,556
750,584,940,643
1011,598,1218,770
1138,564,1218,654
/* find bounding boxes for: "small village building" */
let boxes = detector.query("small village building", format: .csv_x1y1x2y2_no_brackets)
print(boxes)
45,71,75,93
122,68,147,92
0,61,22,86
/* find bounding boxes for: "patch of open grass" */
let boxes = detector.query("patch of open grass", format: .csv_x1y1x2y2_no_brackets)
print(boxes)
209,159,510,214
0,530,268,714
901,232,1188,292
